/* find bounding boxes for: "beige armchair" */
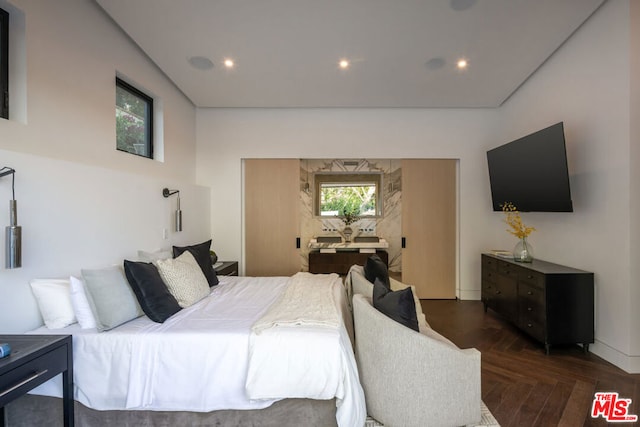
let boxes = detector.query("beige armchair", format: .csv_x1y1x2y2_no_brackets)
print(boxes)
349,266,481,427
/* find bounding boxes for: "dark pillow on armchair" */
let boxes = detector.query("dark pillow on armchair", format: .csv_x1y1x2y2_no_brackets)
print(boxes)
123,260,182,323
364,254,390,289
172,240,219,287
372,277,419,332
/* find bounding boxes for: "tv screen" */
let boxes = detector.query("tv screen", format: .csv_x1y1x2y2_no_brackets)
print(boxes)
487,122,573,212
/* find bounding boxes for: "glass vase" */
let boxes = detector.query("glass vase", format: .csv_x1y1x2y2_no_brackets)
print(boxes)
342,226,353,242
513,237,534,262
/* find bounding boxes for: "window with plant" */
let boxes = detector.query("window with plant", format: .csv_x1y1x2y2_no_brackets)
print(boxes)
314,173,382,218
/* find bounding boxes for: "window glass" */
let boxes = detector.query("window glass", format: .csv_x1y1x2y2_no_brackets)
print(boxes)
0,7,9,119
315,173,382,217
116,77,153,158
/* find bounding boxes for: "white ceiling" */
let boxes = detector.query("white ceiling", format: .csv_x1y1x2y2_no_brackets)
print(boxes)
95,0,606,108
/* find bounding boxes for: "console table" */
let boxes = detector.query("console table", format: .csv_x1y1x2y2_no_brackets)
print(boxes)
309,250,388,275
0,335,73,427
481,254,594,354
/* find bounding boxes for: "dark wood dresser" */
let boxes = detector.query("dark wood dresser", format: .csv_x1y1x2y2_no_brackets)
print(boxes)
481,253,594,354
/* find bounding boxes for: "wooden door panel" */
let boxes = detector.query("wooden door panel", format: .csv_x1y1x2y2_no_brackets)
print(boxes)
244,159,300,276
401,159,456,299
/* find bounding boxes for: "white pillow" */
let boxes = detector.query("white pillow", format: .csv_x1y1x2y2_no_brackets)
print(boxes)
137,249,172,263
69,276,97,329
155,251,210,308
30,279,77,329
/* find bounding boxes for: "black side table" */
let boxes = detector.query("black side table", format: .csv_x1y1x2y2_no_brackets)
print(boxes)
215,261,239,276
0,335,73,427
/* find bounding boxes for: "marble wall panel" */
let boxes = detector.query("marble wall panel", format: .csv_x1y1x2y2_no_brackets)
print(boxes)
300,159,402,272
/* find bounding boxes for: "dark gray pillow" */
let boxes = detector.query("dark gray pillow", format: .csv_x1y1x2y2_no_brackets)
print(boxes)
123,260,182,323
373,277,419,332
364,254,390,289
173,240,219,287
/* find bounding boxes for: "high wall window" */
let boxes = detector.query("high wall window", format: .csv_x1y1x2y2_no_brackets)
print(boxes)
0,7,9,119
116,77,153,158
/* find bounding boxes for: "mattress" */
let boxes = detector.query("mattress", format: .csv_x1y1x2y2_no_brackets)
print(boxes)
28,274,365,427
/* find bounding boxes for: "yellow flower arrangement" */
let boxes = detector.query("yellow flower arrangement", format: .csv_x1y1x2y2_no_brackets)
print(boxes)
501,202,535,239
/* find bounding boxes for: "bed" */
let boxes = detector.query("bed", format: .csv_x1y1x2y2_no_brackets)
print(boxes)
9,273,366,427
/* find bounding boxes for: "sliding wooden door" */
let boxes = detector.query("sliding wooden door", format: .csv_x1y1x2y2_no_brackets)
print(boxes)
244,159,301,276
401,159,457,299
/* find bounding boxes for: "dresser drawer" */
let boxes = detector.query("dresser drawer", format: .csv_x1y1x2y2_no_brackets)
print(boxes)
0,345,67,405
518,282,545,305
519,297,545,323
498,260,519,278
482,268,497,284
482,255,498,271
520,316,545,343
481,280,495,304
519,269,544,289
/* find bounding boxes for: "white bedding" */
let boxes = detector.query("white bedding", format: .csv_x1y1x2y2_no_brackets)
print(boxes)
28,275,365,427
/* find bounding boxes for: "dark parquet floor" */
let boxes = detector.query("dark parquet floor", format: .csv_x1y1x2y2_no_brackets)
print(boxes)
420,299,640,427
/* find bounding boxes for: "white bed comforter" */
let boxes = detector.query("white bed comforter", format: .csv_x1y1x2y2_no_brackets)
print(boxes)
29,275,366,427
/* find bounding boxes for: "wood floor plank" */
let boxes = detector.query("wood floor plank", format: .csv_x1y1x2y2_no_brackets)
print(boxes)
513,381,556,427
558,380,595,427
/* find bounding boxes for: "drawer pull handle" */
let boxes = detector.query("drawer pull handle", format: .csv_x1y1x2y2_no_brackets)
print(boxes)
0,369,49,398
527,307,532,311
528,275,534,279
527,323,533,328
527,291,533,295
495,290,501,295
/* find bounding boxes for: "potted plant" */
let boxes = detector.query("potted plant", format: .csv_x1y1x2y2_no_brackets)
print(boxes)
338,207,360,242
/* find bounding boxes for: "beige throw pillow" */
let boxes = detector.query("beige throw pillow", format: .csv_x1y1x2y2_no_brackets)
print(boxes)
155,251,210,308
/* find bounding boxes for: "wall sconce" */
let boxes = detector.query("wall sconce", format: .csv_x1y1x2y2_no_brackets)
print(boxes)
162,188,182,232
0,167,21,269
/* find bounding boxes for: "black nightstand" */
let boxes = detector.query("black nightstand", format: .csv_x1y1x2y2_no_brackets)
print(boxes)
0,335,73,427
214,261,239,276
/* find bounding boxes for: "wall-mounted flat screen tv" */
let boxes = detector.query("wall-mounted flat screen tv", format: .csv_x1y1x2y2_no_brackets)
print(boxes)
487,122,573,212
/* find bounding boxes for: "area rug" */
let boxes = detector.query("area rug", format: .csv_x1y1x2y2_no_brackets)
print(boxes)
364,401,500,427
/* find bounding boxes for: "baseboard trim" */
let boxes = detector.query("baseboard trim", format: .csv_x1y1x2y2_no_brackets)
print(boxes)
589,340,640,374
458,289,481,301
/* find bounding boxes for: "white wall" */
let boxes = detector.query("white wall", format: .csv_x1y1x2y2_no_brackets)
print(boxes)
0,0,209,332
196,1,638,371
197,107,501,298
630,0,640,361
497,0,635,371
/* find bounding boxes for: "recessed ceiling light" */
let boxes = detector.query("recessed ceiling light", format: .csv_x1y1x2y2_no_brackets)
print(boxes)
224,59,235,69
339,59,350,69
188,56,214,70
457,59,468,70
